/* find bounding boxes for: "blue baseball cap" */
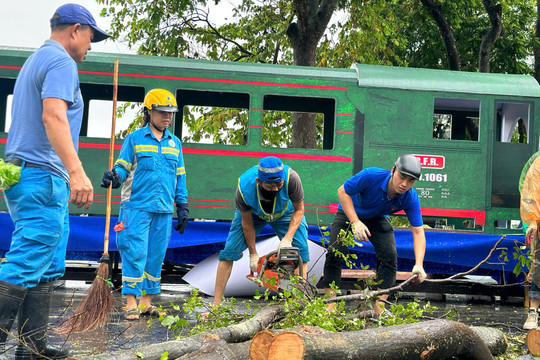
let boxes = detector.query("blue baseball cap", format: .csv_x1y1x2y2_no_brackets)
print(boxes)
258,156,284,183
50,3,111,43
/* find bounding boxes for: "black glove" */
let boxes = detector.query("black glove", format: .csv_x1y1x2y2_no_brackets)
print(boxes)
101,168,122,189
175,202,189,234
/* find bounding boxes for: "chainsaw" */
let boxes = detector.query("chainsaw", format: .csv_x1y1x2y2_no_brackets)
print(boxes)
246,247,304,293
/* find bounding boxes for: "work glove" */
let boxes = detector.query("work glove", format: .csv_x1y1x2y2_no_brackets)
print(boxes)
412,265,427,283
526,223,538,247
249,253,259,273
175,203,189,234
101,168,122,189
351,221,370,242
277,237,293,252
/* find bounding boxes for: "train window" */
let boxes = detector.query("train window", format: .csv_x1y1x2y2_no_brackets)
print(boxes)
262,95,335,149
80,83,145,137
0,78,15,133
495,102,530,143
3,94,13,132
494,219,508,229
87,100,142,138
176,90,250,145
432,98,480,141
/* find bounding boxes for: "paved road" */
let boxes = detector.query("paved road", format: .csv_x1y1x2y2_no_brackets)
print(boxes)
0,280,531,358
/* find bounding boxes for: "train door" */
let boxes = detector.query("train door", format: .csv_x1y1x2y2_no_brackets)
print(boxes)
491,101,534,229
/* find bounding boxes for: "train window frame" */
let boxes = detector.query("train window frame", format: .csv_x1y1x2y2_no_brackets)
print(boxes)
262,94,335,150
175,89,250,146
87,99,143,139
432,97,480,142
495,101,531,144
80,83,146,138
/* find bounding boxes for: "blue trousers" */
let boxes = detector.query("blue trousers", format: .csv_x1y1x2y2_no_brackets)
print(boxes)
0,167,69,287
322,210,397,289
116,207,172,296
218,208,310,262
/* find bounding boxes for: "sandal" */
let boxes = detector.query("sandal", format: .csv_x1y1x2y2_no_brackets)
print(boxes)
140,305,166,318
124,308,140,321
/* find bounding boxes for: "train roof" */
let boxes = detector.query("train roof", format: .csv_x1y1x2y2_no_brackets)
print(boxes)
2,47,539,98
0,47,357,84
352,63,540,97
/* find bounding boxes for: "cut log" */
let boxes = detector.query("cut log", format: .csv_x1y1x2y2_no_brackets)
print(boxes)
76,314,505,360
526,328,540,356
249,330,276,360
268,331,305,360
249,320,505,360
296,319,496,360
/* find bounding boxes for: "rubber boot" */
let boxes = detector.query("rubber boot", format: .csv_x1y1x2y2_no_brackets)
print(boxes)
14,283,68,360
0,280,27,360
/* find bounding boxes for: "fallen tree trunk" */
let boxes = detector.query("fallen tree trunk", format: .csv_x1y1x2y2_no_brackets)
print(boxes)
76,304,284,360
249,319,503,360
176,334,250,360
78,318,506,360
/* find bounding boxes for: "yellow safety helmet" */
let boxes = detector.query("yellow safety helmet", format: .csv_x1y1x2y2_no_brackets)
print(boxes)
144,88,178,112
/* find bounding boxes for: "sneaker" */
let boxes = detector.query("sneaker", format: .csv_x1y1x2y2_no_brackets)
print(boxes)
524,309,538,330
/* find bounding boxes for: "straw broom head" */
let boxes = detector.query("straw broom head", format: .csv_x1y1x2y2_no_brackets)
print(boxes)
57,256,113,333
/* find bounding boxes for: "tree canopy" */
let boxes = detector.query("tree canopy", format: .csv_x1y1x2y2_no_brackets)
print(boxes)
98,0,539,145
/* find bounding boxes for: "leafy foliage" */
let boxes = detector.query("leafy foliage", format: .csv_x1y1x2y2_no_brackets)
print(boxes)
0,158,21,191
98,0,537,144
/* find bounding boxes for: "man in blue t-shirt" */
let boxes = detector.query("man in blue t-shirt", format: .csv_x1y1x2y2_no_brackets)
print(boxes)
0,4,109,358
322,154,427,316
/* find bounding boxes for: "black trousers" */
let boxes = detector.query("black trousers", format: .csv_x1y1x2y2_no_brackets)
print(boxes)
321,209,397,289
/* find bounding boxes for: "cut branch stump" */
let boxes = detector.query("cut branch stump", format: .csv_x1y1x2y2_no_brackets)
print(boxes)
527,328,540,356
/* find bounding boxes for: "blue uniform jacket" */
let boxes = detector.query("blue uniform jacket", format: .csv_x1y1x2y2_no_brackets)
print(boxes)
114,124,187,213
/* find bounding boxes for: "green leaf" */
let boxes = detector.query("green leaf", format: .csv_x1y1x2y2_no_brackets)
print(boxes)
0,159,21,191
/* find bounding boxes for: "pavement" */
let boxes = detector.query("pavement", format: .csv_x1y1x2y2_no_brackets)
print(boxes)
0,280,533,358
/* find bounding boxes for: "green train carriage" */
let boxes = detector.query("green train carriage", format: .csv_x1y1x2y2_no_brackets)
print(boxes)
0,47,538,260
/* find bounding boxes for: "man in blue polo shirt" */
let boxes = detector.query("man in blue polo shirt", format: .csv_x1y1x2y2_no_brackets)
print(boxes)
322,154,427,316
0,4,110,359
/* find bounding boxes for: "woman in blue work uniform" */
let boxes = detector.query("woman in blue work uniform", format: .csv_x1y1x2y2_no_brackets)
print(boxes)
101,89,189,320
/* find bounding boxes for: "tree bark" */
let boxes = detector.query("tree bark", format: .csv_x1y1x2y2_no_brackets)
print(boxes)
76,304,284,360
177,335,250,359
535,0,540,83
258,320,502,360
419,0,461,71
478,0,502,72
286,0,338,149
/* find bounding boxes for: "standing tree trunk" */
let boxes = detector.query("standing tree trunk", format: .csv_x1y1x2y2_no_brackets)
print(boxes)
478,0,502,72
419,0,461,71
286,0,338,149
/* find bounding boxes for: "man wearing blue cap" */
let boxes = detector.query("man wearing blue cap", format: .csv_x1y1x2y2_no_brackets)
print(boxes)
212,156,310,305
0,4,110,359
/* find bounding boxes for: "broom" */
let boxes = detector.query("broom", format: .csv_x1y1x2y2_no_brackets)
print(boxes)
59,59,119,333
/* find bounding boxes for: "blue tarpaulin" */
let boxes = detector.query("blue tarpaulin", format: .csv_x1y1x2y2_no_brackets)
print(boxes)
0,212,525,282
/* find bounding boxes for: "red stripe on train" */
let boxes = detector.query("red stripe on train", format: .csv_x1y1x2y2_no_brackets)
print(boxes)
2,66,347,90
77,70,348,90
77,142,352,162
396,208,486,225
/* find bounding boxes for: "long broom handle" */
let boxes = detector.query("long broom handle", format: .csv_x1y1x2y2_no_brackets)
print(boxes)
103,59,119,255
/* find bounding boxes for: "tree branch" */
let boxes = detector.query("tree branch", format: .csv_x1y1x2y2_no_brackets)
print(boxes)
419,0,461,70
479,0,503,72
